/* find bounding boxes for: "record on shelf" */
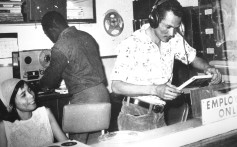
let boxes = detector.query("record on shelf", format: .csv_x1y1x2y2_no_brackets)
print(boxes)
103,9,124,37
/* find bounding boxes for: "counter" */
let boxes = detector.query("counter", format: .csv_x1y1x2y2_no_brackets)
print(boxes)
92,83,237,147
92,117,237,147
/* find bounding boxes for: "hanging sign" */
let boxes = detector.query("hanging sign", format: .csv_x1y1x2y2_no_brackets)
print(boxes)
201,93,237,124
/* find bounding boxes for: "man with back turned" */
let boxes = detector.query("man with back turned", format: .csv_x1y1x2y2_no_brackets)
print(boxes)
40,11,110,142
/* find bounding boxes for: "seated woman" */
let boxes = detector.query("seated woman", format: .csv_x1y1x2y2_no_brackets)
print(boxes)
0,78,68,147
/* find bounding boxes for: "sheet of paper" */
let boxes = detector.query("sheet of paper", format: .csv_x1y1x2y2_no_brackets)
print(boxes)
0,38,18,58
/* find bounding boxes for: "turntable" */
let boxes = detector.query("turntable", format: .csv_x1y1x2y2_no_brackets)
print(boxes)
45,140,89,147
12,49,51,90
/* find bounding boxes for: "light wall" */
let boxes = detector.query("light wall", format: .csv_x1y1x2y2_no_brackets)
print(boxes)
0,0,134,92
0,0,197,91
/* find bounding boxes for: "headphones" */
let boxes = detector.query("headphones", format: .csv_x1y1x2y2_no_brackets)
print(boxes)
148,0,168,28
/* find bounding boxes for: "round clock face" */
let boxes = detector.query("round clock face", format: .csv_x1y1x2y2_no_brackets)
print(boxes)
104,11,124,37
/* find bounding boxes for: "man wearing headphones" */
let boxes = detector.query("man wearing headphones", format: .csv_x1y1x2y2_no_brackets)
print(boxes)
111,0,222,131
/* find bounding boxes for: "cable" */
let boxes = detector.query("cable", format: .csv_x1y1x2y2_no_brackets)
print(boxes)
178,23,190,69
183,36,190,70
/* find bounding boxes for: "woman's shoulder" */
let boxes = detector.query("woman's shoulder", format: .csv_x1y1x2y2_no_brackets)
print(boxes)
34,106,45,111
35,107,52,115
33,106,50,115
32,107,53,124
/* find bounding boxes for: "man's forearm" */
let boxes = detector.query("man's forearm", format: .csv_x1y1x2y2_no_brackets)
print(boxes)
111,80,182,100
40,71,61,89
111,80,155,97
191,56,212,71
40,49,67,89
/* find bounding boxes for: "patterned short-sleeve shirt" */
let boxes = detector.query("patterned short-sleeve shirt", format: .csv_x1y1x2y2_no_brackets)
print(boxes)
111,24,196,105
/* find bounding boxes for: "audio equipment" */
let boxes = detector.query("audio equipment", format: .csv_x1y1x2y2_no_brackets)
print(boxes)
148,0,167,28
12,49,51,89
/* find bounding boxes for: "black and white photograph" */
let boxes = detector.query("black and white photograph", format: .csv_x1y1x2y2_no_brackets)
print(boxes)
0,0,237,147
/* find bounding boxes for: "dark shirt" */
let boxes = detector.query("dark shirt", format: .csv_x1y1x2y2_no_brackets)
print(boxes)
40,26,106,95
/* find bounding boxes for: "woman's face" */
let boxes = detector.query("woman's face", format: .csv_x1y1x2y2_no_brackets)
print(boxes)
15,83,36,112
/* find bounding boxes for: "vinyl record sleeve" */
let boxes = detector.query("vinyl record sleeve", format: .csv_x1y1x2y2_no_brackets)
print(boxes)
177,74,212,90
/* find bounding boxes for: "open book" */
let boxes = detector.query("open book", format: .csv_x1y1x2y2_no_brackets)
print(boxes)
177,74,212,90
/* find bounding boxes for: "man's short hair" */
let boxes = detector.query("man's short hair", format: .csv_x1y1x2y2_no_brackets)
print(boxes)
41,11,68,31
154,0,183,24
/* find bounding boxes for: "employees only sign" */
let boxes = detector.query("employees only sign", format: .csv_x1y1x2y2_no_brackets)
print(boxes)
201,94,237,124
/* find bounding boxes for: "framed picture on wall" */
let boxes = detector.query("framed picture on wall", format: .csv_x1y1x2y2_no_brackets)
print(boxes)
67,0,96,23
23,0,96,23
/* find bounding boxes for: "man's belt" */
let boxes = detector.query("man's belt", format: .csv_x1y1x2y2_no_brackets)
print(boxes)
125,97,164,113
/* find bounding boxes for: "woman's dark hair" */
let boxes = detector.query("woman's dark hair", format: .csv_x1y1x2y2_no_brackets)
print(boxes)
0,80,25,122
